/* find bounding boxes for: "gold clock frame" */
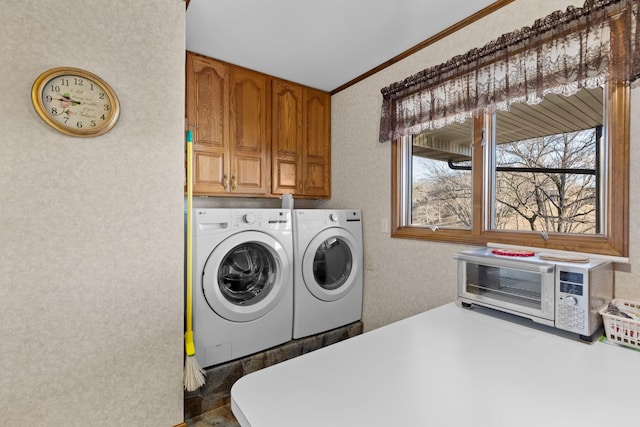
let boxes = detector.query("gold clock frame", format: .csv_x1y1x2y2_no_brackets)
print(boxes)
31,67,120,137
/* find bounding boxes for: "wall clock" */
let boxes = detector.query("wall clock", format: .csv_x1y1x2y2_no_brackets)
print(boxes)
31,67,120,137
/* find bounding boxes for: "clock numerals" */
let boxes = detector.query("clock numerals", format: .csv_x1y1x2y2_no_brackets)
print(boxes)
59,77,85,86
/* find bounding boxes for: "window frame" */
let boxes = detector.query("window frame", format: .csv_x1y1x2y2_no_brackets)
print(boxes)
390,81,629,257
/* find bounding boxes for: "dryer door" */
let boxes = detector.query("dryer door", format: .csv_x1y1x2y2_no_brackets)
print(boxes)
202,231,291,322
302,227,360,302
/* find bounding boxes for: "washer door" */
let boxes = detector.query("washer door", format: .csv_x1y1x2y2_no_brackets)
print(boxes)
302,227,360,302
202,231,290,322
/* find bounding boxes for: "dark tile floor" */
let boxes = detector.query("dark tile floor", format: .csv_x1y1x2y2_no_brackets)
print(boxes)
187,403,240,427
185,321,364,425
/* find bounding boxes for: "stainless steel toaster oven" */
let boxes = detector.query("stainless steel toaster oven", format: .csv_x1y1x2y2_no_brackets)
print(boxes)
455,248,613,340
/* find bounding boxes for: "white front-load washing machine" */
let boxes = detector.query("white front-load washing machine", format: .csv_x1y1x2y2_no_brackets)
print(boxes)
192,208,293,368
292,209,363,339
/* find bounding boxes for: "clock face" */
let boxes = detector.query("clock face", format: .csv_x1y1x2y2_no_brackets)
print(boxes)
32,67,120,137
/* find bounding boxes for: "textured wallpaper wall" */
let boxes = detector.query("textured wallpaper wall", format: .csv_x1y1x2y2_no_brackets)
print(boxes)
329,0,640,332
0,1,185,426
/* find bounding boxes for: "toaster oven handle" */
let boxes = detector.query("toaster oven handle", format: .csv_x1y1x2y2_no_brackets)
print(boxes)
455,253,555,274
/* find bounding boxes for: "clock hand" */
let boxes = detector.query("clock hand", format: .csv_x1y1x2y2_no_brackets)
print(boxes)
56,95,82,105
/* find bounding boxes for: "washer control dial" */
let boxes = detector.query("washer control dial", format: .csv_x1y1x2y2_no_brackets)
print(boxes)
242,213,256,224
329,213,338,222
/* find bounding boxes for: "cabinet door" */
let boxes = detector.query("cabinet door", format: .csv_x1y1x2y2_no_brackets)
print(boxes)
271,78,303,195
186,53,230,194
302,87,331,198
229,66,270,195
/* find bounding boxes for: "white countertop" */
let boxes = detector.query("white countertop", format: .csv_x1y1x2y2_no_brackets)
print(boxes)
231,303,639,426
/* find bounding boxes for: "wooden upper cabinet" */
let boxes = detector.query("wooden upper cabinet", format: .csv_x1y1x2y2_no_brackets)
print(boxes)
186,52,330,198
229,66,270,195
302,87,331,198
186,52,269,196
271,79,303,195
186,52,229,195
272,79,331,198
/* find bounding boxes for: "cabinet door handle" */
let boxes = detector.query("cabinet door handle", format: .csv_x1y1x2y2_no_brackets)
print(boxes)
223,174,229,191
231,175,237,191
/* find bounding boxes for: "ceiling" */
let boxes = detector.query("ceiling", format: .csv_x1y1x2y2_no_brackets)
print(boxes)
186,0,502,93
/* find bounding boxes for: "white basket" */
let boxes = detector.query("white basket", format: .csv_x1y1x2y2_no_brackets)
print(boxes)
599,299,640,350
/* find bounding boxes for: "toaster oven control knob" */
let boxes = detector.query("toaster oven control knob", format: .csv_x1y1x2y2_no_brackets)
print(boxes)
242,213,256,224
564,296,578,307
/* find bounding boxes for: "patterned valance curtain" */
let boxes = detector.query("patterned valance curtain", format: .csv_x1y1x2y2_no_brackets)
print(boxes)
379,0,640,143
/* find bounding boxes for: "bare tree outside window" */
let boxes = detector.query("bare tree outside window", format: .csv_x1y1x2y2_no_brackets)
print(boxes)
411,156,472,229
493,129,599,234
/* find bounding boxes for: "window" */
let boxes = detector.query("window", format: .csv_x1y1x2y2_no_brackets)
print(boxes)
383,0,638,257
490,88,604,235
392,82,629,256
408,117,473,230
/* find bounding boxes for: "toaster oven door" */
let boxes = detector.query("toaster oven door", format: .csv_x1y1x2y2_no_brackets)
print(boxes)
456,253,555,325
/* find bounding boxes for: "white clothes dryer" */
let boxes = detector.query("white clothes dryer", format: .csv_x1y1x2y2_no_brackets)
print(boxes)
192,209,293,368
292,209,363,339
